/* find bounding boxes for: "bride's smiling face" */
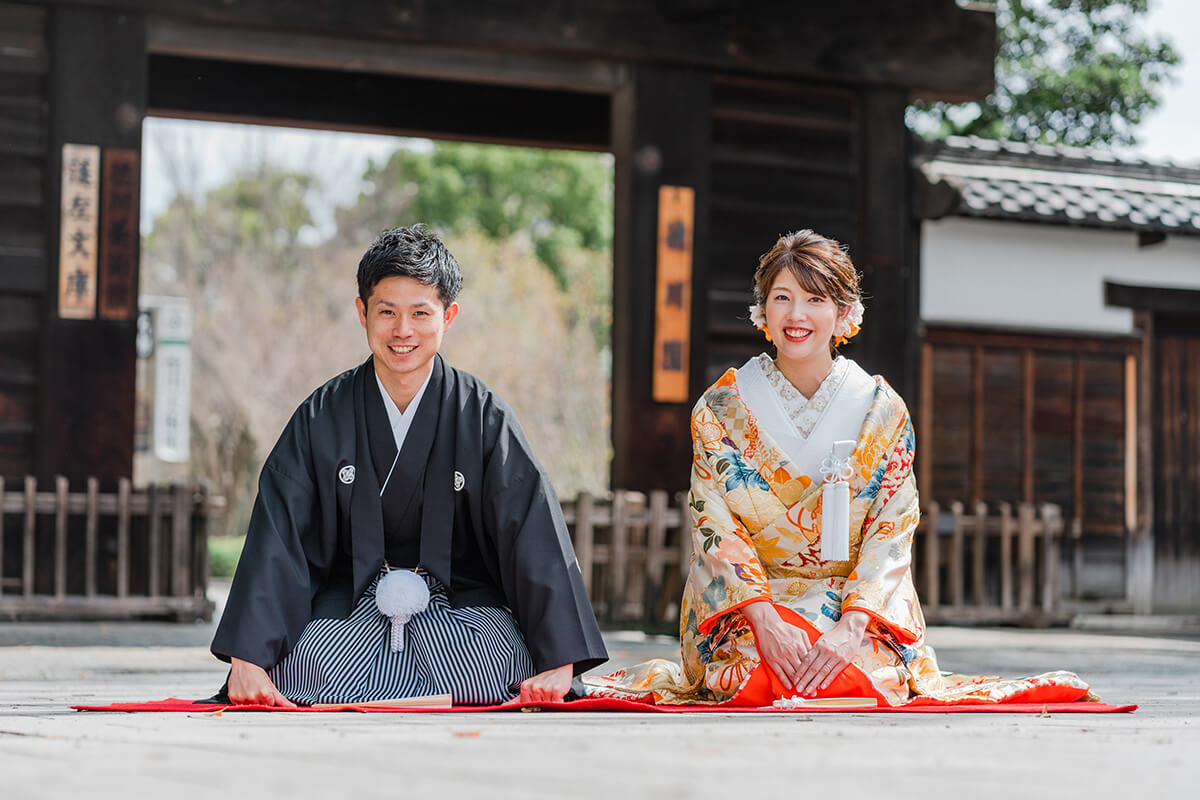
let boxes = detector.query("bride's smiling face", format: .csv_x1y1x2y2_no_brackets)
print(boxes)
764,268,850,365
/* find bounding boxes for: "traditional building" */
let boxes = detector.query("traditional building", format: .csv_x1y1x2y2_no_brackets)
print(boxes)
917,136,1200,612
0,0,995,492
0,2,1001,615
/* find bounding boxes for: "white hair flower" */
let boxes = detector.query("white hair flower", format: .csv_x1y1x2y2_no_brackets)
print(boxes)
833,299,865,344
748,303,767,328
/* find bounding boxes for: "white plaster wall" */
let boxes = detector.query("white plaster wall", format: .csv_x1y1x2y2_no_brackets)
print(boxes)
920,218,1200,334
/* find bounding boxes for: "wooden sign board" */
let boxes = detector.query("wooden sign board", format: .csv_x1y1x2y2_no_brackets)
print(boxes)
58,143,101,319
652,185,694,403
99,149,140,320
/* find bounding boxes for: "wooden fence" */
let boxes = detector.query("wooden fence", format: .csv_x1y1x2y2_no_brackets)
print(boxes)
562,491,1067,628
915,500,1066,625
0,476,220,621
562,490,691,627
0,477,1064,627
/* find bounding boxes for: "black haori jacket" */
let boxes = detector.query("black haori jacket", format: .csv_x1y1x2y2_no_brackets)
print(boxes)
210,355,608,676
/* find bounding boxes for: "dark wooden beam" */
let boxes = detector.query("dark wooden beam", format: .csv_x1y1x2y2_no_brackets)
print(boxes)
27,0,996,99
1105,281,1200,316
925,323,1142,356
38,6,145,486
611,64,710,491
147,54,610,152
912,170,962,221
145,18,621,95
856,88,917,400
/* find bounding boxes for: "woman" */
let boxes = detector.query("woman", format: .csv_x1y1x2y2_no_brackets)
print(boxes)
586,230,1093,707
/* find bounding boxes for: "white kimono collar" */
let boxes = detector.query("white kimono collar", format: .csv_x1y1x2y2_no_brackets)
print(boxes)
374,364,434,495
735,354,877,483
375,364,434,455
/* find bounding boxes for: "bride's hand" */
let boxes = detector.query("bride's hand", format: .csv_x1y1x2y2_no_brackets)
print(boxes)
791,609,870,697
742,600,811,689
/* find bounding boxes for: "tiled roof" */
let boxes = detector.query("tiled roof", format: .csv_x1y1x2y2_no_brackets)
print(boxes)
917,136,1200,237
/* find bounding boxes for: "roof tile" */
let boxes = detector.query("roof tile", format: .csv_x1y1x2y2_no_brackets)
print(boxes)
919,136,1200,236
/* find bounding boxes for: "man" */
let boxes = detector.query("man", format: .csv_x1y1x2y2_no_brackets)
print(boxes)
211,226,607,706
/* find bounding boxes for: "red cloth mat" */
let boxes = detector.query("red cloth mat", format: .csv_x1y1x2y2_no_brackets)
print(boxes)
71,697,1137,714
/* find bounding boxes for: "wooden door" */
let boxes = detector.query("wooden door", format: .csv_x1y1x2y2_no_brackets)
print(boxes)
1154,315,1200,610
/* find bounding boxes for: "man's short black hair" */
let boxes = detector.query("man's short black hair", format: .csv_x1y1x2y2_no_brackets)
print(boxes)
356,225,463,308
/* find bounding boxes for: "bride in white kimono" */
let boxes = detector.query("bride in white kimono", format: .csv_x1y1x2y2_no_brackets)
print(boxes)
586,230,1093,707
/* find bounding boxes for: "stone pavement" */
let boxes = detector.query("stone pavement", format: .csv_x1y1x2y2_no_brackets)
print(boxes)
1,598,1196,799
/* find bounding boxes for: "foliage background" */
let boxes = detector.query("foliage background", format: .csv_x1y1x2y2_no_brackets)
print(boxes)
908,0,1179,148
140,139,613,538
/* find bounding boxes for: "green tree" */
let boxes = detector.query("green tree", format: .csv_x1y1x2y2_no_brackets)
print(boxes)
338,142,613,289
910,0,1179,147
145,168,318,290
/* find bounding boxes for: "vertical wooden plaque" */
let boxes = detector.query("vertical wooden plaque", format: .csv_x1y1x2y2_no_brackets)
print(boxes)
652,185,695,403
58,143,101,319
99,149,140,320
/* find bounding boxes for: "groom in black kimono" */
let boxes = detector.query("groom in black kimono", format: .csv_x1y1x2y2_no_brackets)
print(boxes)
211,226,607,706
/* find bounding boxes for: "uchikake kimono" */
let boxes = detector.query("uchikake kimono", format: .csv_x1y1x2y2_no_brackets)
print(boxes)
211,355,608,688
586,355,1094,707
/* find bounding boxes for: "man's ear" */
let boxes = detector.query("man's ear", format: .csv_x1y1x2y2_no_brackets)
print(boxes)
443,302,460,330
356,296,367,329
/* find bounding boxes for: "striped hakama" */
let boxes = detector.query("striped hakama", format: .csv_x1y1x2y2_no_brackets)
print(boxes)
269,572,535,705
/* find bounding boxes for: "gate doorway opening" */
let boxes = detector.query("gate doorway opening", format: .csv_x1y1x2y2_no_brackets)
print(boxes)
135,115,614,538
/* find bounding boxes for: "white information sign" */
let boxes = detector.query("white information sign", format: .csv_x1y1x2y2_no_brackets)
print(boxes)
153,303,192,463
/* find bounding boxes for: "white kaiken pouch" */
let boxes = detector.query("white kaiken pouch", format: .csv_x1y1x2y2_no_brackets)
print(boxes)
820,440,856,562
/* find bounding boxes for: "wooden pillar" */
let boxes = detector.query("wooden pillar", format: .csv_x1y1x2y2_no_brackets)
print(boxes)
38,7,145,486
1128,310,1155,614
856,88,916,399
610,65,711,491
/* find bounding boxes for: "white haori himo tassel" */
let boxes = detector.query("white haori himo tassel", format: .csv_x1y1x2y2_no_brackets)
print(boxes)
375,568,430,652
819,440,855,562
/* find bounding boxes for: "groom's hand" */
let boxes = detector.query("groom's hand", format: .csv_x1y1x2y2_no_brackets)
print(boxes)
514,663,574,704
228,657,297,707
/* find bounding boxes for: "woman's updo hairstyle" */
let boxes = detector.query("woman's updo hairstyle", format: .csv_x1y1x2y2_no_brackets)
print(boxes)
752,229,861,310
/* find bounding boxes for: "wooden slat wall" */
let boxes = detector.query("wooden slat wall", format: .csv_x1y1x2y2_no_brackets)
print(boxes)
0,3,47,480
923,327,1138,550
1154,324,1200,609
703,76,859,384
980,351,1023,503
1081,356,1128,529
1033,352,1074,512
930,347,971,501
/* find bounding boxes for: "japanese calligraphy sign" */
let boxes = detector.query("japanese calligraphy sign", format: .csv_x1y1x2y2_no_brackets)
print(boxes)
652,185,694,403
100,149,139,320
58,143,101,318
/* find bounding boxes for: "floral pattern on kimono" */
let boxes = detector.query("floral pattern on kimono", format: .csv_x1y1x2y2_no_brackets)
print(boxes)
585,367,1096,707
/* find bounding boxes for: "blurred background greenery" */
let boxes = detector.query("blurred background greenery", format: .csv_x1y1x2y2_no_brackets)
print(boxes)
139,133,614,549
